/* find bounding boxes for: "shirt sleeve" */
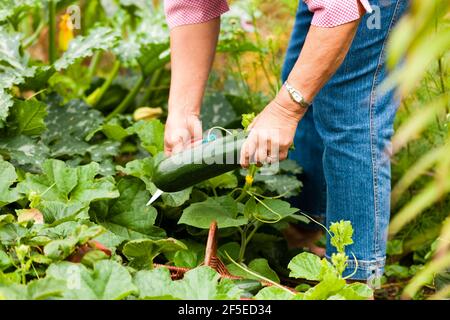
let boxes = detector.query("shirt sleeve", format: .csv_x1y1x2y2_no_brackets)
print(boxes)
164,0,230,29
304,0,373,28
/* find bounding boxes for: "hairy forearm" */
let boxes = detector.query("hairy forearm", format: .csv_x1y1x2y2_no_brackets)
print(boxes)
280,5,365,110
287,23,361,103
168,18,220,116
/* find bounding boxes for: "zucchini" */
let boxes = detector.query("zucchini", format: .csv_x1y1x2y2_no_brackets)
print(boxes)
152,131,247,192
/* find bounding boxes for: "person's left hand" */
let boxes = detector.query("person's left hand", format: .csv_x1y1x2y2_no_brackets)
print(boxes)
240,88,308,168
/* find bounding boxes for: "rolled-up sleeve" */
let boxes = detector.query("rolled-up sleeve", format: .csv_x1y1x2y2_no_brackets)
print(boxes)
305,0,373,28
164,0,230,29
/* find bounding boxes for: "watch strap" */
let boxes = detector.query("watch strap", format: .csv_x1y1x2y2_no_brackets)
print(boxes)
284,81,311,109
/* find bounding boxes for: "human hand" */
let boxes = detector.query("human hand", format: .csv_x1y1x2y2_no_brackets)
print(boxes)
240,88,307,168
164,111,203,156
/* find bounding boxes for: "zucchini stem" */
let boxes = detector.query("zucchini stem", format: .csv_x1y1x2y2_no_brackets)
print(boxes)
87,51,102,82
105,75,145,121
48,0,57,64
86,60,121,107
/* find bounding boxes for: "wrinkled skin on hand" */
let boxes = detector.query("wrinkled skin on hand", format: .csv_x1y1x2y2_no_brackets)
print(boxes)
240,94,306,168
164,111,202,156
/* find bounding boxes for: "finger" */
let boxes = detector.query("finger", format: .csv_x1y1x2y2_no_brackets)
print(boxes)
255,132,269,165
172,137,187,155
170,129,191,155
240,134,257,168
267,140,279,163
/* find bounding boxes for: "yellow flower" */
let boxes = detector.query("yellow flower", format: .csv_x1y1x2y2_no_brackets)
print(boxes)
58,14,74,52
245,175,254,185
133,107,164,121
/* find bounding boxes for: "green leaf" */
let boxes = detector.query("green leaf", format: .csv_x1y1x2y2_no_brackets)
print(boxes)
48,60,91,100
43,238,78,261
253,174,302,198
43,224,104,260
228,258,280,283
243,197,256,220
46,260,137,300
55,27,120,71
158,187,192,208
117,157,155,185
384,264,410,279
288,252,326,281
200,92,239,128
90,177,165,241
204,172,238,190
0,135,49,171
100,119,130,142
255,199,299,222
167,239,205,268
328,283,373,300
0,277,65,300
42,99,104,157
127,120,164,156
255,286,299,300
123,238,187,269
329,220,354,253
241,113,256,130
118,157,192,207
302,272,346,300
134,266,242,300
248,259,280,283
0,27,37,123
0,89,13,126
0,214,15,225
0,159,20,207
0,27,36,85
81,250,110,268
218,242,240,264
386,239,404,256
0,250,12,271
18,160,119,223
279,159,303,174
8,99,47,136
0,0,41,21
0,222,28,245
179,197,248,229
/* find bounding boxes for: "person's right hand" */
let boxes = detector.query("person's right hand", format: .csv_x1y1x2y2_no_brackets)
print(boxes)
164,111,203,156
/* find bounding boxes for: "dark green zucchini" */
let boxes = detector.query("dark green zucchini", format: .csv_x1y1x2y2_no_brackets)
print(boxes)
152,131,247,192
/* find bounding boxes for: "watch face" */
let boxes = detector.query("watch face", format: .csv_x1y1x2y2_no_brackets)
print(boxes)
292,92,302,102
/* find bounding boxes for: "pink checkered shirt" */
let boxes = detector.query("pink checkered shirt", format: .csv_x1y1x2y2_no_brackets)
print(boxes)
164,0,373,29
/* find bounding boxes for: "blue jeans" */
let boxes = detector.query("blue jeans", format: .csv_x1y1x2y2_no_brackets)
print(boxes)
282,0,409,281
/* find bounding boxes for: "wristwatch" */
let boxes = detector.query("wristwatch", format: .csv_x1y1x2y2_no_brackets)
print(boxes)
283,81,311,109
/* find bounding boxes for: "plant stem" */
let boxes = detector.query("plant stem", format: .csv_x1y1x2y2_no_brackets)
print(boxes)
237,222,260,263
105,75,145,121
86,60,121,107
87,51,102,82
233,55,253,106
238,226,248,263
48,0,57,64
139,68,163,106
23,20,45,49
235,165,257,203
251,14,278,96
437,57,448,114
